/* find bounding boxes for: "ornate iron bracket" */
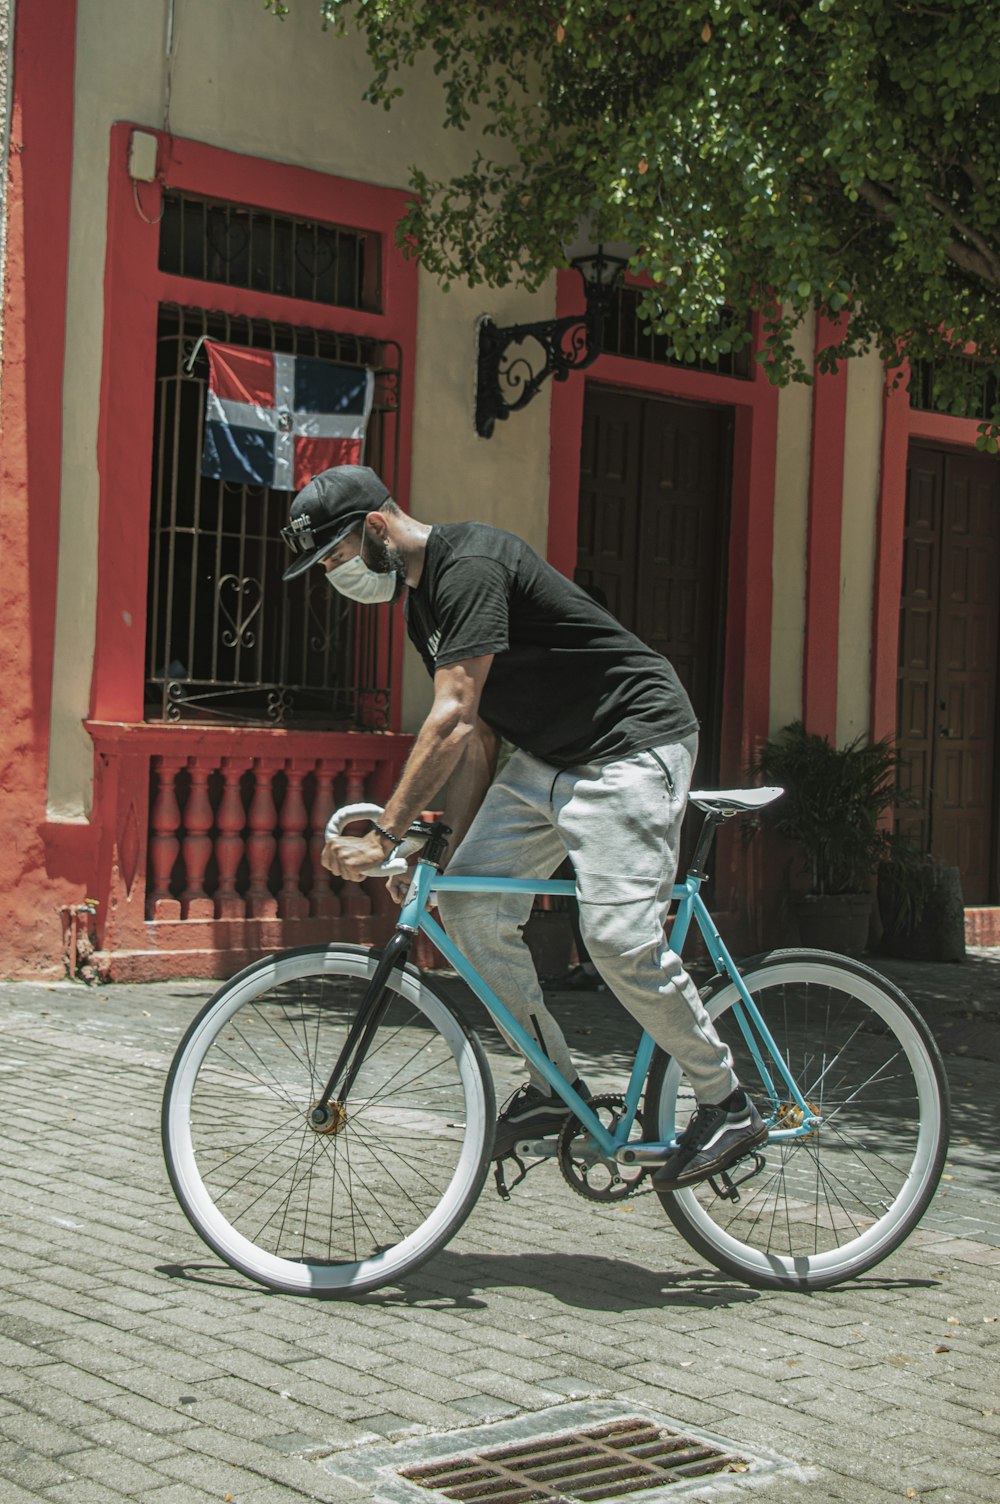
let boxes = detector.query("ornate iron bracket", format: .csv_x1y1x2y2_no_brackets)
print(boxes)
474,248,628,439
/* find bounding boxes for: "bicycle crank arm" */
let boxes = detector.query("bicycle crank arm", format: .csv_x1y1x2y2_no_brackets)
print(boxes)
615,1143,672,1166
511,1138,561,1159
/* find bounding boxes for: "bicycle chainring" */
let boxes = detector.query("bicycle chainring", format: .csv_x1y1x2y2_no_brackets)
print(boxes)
557,1094,648,1203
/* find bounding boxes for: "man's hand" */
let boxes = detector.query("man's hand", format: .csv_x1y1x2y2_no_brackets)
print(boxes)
322,831,388,883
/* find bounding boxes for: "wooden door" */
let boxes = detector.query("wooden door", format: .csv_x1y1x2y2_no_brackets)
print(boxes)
576,387,732,783
897,446,1000,902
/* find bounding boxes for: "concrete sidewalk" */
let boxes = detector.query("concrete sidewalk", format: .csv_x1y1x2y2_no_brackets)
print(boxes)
0,950,998,1504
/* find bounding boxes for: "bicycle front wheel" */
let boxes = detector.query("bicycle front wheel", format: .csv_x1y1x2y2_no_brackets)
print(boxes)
163,944,494,1296
646,949,950,1290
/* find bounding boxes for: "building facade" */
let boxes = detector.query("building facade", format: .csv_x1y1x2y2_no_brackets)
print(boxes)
1,0,997,980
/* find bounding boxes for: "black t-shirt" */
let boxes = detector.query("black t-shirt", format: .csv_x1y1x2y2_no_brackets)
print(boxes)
404,523,697,767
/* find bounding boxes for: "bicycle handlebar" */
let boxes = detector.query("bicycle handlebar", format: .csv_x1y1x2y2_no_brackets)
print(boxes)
324,803,429,878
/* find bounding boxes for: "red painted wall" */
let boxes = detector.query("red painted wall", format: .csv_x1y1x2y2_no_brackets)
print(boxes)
0,84,421,974
0,2,81,976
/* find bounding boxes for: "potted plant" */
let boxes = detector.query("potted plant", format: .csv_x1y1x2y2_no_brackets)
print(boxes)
877,852,966,962
752,721,903,955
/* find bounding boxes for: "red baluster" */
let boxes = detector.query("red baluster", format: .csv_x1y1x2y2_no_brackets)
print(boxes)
310,758,343,919
215,756,248,919
342,759,374,920
147,755,184,920
344,758,374,807
180,759,215,919
246,758,279,919
277,760,309,920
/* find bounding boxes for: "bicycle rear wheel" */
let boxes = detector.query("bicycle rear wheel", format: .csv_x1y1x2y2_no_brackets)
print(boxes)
163,944,494,1296
645,949,949,1290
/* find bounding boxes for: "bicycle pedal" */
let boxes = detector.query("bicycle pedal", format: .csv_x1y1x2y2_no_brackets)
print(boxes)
493,1149,547,1201
708,1151,766,1203
708,1170,740,1202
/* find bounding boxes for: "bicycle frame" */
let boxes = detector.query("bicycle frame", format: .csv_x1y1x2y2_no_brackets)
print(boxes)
391,860,819,1160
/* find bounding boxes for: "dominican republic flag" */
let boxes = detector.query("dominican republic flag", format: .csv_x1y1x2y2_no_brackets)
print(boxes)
200,342,375,491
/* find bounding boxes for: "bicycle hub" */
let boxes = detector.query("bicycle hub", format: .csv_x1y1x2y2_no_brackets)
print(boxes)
307,1101,348,1135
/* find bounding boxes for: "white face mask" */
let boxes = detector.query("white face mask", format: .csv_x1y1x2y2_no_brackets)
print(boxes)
324,530,398,604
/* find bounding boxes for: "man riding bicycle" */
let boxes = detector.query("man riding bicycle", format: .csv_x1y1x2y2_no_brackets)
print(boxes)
282,465,766,1191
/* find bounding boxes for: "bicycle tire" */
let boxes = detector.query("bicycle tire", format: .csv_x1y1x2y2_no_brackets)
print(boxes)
162,943,495,1296
645,949,950,1291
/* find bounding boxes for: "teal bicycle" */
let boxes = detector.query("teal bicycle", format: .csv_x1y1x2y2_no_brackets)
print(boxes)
162,789,950,1296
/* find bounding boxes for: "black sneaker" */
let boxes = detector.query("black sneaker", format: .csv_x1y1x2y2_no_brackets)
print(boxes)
651,1090,767,1192
492,1078,590,1160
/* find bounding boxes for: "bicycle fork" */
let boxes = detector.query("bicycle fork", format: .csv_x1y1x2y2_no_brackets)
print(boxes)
306,929,415,1132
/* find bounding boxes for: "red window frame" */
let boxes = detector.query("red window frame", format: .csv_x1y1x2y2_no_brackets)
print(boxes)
92,125,418,729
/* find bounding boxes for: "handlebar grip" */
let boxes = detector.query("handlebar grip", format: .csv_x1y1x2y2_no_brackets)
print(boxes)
323,803,424,878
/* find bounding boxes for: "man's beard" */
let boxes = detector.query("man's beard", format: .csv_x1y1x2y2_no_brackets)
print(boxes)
363,533,407,604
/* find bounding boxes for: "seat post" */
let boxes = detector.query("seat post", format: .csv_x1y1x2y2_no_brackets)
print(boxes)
689,810,724,881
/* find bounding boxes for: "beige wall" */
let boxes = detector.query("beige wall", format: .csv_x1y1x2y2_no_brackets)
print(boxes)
768,321,884,748
768,311,814,735
47,0,554,816
837,349,884,745
46,0,890,821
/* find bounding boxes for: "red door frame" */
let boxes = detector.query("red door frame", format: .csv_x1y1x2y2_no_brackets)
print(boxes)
871,378,995,743
547,270,779,785
92,124,419,728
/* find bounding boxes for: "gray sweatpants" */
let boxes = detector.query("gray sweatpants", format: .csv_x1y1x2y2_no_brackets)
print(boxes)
436,736,737,1105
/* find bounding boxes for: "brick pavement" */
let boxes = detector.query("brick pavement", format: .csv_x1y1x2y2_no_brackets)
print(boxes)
0,950,997,1503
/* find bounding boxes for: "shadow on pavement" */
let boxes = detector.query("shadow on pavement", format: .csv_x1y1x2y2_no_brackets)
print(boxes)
155,1261,273,1293
373,1251,764,1311
154,1256,940,1309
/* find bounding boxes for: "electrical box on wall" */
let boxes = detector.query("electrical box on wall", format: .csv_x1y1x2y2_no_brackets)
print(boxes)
128,131,158,184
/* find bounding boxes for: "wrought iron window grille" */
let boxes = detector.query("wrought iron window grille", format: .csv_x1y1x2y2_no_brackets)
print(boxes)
910,357,999,421
599,285,754,379
158,191,381,312
145,304,401,729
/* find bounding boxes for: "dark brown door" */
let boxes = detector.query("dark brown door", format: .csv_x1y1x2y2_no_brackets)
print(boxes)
576,387,732,783
897,446,1000,902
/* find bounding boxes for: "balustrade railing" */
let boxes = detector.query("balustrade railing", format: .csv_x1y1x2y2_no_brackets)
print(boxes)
86,723,414,976
146,750,393,922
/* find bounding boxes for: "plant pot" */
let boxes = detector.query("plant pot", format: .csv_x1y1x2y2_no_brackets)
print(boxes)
787,893,873,957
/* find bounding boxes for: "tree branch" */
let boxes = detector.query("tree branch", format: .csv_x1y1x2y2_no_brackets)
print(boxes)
922,188,1000,282
858,179,1000,288
963,160,989,196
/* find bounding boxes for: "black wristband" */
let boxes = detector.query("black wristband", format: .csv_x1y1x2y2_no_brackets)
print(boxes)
369,820,404,849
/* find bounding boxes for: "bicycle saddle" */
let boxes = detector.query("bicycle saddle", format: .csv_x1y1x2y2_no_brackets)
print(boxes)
688,786,784,816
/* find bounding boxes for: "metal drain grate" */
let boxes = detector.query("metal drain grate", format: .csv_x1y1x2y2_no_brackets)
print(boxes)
398,1417,749,1502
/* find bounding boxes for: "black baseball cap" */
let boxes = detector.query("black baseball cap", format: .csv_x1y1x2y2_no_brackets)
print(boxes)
281,466,391,580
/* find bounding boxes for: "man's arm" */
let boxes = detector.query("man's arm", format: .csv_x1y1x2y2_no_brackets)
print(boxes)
323,654,494,882
439,716,499,856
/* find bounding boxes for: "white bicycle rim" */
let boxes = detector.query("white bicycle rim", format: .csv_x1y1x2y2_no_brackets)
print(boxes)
164,947,492,1295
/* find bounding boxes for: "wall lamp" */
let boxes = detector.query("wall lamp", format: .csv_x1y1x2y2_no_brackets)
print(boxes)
474,246,629,439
